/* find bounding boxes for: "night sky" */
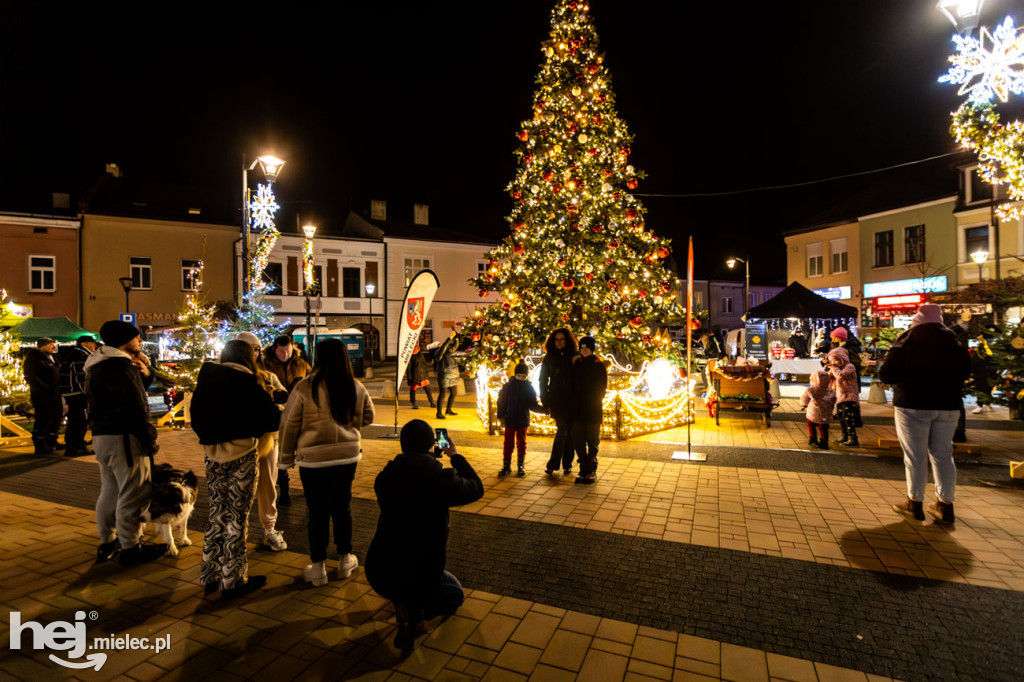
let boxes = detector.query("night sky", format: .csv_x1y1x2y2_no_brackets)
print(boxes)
1,1,1013,281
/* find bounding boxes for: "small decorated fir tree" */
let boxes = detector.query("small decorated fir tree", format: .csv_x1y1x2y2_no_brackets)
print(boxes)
463,0,682,372
162,254,218,391
0,289,28,404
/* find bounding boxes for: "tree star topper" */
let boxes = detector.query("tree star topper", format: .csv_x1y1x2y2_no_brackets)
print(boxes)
248,183,280,232
940,16,1024,103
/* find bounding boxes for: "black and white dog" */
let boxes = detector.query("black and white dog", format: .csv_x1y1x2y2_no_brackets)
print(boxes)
142,463,198,557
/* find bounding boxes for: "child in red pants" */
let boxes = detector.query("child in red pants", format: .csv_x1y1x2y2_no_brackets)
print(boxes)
496,362,541,476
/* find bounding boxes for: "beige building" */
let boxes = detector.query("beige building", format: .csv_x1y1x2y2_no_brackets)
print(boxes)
953,164,1024,284
784,221,861,307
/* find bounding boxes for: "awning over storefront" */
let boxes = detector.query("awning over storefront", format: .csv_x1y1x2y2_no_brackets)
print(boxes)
8,317,95,342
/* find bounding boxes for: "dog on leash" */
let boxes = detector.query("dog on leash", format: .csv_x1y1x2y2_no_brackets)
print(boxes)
142,463,198,557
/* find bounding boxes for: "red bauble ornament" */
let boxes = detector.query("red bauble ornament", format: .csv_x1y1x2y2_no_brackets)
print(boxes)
512,220,524,231
615,332,624,339
658,247,670,259
598,93,607,103
523,154,534,164
643,334,653,344
568,0,578,8
502,303,511,311
613,192,621,200
593,115,602,125
652,235,659,241
513,243,525,254
571,38,583,49
626,178,639,190
607,279,618,289
552,182,563,193
561,313,571,322
507,339,516,346
542,170,554,181
592,224,604,233
585,272,595,281
511,190,522,200
629,315,643,328
569,124,578,133
689,318,702,330
562,277,575,290
517,130,529,142
490,355,500,362
626,208,638,219
605,257,613,265
659,281,672,293
571,222,581,231
567,204,578,214
588,63,599,75
639,289,648,298
607,240,618,250
602,305,611,313
478,289,489,298
620,146,631,156
525,306,533,312
588,148,597,156
470,332,481,342
602,168,612,177
557,258,566,266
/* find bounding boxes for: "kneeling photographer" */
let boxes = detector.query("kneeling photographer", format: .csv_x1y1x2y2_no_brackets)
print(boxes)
364,420,483,651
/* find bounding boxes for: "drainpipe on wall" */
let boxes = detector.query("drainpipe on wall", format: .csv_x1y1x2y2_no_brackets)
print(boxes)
383,242,389,360
77,216,84,326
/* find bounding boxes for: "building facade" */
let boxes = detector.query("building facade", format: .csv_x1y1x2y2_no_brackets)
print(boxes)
0,212,81,324
784,220,861,308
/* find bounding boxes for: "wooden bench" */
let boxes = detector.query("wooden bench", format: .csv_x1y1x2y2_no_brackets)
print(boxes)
876,437,984,455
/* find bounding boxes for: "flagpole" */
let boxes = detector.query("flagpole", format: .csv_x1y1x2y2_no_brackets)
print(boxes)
686,236,694,457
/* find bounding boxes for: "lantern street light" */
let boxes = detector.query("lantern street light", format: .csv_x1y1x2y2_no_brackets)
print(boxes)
971,248,989,283
365,282,376,370
937,0,985,35
118,276,133,315
302,224,317,363
241,154,286,297
726,256,750,318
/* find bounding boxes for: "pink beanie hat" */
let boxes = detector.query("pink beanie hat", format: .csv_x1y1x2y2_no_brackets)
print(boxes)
829,327,848,341
911,303,943,327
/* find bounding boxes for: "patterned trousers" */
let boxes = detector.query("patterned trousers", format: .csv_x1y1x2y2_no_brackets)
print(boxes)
202,450,258,590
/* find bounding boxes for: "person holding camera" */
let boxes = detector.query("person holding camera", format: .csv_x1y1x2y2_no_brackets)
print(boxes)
364,419,484,651
434,331,461,419
86,320,166,567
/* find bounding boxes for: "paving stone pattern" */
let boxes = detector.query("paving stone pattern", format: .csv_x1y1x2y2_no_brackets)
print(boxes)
1,457,1021,680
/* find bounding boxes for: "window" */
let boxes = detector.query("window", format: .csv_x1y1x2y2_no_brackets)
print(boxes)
477,261,489,279
420,319,435,346
749,292,758,308
263,262,283,295
762,292,772,302
342,267,361,298
874,231,894,268
404,257,430,287
181,259,202,291
807,242,823,277
130,257,152,290
968,167,992,204
965,225,989,259
721,297,733,314
28,255,55,292
904,225,925,264
829,238,848,274
310,265,323,295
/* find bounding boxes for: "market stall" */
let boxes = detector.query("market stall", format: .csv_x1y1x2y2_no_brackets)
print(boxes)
8,317,94,343
707,363,774,427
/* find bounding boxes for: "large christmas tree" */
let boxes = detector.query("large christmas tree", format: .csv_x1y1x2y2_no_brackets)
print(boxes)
0,290,28,404
464,0,682,372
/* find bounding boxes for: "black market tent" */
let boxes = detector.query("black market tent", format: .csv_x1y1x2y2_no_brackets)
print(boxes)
8,317,95,343
746,282,857,320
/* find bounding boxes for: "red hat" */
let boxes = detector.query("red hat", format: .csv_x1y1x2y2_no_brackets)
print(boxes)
829,327,848,341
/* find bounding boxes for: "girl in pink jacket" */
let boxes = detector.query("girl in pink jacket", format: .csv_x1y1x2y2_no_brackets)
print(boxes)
800,369,836,449
828,347,862,447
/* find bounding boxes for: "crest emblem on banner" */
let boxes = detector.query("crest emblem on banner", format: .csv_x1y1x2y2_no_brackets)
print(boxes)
407,298,425,329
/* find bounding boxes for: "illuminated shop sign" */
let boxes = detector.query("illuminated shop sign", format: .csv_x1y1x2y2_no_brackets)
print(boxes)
875,294,925,310
863,276,947,298
812,286,852,300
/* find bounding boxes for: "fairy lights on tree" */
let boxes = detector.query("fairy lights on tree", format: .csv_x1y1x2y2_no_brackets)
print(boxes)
941,16,1024,220
162,252,218,391
462,0,683,374
0,290,28,404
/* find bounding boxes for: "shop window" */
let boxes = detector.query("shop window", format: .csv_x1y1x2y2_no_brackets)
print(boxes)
904,225,925,264
874,231,894,268
830,238,848,274
342,267,361,298
404,257,430,287
130,256,152,290
721,297,733,314
262,262,283,295
806,242,823,277
965,225,989,260
28,255,56,292
181,259,202,291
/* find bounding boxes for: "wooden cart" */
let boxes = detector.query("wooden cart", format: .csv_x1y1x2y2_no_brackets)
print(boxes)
709,364,774,427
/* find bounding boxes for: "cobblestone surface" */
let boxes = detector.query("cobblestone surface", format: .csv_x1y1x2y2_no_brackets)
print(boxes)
2,455,1021,681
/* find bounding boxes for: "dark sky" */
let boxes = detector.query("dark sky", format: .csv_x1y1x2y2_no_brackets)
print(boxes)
0,1,1006,280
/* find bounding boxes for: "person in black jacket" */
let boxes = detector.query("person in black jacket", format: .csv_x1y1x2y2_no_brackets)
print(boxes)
787,327,809,358
539,328,579,476
405,342,435,410
570,336,608,485
496,361,541,476
190,340,283,599
59,335,97,457
24,336,62,454
365,420,483,651
879,304,971,525
86,321,167,566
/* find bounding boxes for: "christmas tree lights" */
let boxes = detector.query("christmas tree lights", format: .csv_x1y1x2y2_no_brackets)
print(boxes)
0,290,28,404
462,0,684,379
162,257,218,391
942,16,1024,220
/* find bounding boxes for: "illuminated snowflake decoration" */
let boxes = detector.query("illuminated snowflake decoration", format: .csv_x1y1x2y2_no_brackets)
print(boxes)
248,183,280,231
940,16,1024,103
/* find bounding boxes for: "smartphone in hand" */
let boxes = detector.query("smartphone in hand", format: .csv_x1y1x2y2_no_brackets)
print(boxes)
435,428,451,453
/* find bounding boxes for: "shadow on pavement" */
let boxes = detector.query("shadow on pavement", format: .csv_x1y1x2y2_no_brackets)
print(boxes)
839,520,973,588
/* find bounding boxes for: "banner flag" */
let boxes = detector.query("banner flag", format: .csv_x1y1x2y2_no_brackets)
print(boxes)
395,270,441,393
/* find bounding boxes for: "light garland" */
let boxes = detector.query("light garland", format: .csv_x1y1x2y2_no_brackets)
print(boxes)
942,16,1024,220
0,289,29,403
303,239,315,293
163,257,219,391
248,183,281,289
476,354,694,440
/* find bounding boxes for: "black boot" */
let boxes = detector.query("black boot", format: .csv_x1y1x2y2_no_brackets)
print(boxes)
517,461,526,476
277,472,291,505
33,439,53,455
499,463,511,477
118,542,168,567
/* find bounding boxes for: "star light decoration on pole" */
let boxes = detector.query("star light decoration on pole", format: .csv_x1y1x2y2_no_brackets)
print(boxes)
941,16,1024,220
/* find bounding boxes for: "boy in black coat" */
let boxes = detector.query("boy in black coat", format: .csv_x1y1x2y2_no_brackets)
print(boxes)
496,362,541,476
571,336,608,485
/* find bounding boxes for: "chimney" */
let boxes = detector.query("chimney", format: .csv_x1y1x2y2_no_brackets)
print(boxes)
105,163,122,178
413,204,429,226
52,192,71,210
371,200,387,221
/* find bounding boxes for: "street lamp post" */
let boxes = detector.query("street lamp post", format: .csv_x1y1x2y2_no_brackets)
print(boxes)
971,249,989,283
118,277,133,315
302,224,317,363
241,154,285,297
365,282,376,369
726,257,750,318
937,0,985,35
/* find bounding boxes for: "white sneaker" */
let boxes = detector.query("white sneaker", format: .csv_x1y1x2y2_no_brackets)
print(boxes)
337,553,358,579
971,406,985,414
303,561,328,586
265,529,287,552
